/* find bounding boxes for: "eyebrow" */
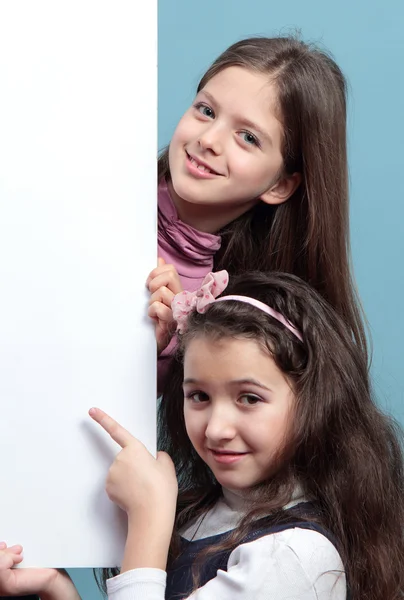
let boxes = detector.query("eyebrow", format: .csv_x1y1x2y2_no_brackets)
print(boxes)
183,377,273,392
198,89,273,147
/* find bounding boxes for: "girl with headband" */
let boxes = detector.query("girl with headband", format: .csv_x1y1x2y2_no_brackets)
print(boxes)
2,271,403,599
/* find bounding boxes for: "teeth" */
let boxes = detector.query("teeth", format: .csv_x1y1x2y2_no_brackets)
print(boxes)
190,157,212,173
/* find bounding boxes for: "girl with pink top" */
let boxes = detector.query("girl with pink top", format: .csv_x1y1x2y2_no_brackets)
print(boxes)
148,35,368,394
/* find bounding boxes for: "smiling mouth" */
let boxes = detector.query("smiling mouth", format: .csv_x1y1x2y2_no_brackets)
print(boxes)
208,449,249,464
209,449,247,455
186,152,221,175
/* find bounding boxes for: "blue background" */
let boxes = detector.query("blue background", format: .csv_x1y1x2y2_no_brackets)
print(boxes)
70,1,404,596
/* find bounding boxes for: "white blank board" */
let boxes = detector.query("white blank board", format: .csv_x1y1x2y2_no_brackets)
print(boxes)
0,1,157,567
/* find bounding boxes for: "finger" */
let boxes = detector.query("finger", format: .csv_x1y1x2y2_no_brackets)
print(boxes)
88,408,135,448
146,258,167,285
148,303,176,353
146,263,172,285
12,554,23,563
148,301,174,325
147,265,174,283
0,543,23,553
6,545,23,554
0,554,14,569
149,286,174,308
146,265,182,291
148,272,182,295
10,553,23,563
0,551,23,569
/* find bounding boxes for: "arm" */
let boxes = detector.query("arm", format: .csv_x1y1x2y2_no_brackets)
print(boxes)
88,408,178,576
39,571,81,600
121,512,172,573
0,545,80,600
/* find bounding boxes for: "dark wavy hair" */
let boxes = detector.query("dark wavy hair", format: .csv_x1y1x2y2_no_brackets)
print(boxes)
155,272,403,600
159,35,368,361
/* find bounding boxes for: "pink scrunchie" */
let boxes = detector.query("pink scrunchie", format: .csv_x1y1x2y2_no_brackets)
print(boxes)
171,270,229,333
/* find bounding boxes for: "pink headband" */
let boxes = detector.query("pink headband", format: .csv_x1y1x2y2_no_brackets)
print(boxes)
171,270,303,342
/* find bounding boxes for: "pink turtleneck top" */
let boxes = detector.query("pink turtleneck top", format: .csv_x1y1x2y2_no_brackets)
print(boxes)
157,181,221,393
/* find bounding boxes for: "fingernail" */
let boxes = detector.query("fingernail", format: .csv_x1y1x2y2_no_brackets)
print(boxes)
89,407,97,416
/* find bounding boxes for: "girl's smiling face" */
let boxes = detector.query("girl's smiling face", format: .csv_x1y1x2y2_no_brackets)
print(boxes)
183,335,294,491
168,66,300,230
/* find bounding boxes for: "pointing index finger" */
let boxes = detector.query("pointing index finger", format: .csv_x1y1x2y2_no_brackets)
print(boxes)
89,407,134,448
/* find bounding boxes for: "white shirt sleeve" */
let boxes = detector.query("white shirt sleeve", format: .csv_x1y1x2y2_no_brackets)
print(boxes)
106,528,346,600
106,568,166,600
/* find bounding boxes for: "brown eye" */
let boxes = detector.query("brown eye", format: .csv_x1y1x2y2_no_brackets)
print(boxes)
188,391,210,403
238,394,261,406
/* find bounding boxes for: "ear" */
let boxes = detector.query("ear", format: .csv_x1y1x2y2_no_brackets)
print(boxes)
260,172,302,206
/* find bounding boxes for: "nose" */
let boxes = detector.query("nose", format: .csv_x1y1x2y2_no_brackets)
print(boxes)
205,403,237,444
198,123,223,156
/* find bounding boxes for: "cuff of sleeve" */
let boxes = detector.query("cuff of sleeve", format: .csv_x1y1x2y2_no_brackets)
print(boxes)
107,568,166,599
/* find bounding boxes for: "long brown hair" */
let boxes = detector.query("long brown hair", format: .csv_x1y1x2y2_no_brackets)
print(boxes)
159,35,368,359
158,272,404,599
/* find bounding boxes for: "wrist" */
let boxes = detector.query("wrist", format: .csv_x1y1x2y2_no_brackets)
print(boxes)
127,509,174,547
40,570,81,600
121,512,173,573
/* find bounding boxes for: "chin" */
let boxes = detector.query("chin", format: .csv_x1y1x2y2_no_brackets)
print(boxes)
171,184,216,206
169,177,194,203
214,476,251,490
